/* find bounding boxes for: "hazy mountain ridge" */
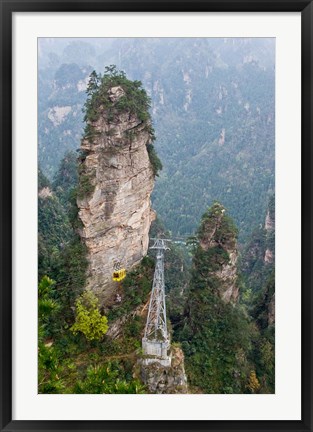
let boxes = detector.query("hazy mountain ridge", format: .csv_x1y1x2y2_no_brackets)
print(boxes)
38,37,275,242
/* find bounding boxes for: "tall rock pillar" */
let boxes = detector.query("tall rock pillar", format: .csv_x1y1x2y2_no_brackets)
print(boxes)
77,72,157,304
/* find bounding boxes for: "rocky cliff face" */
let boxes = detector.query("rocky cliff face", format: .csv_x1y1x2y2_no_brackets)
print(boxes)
197,202,239,303
264,198,275,265
140,346,188,394
241,194,275,291
77,79,156,304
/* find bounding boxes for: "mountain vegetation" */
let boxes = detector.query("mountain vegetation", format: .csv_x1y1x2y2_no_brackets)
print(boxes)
38,145,275,395
174,204,251,393
82,65,162,176
38,38,274,242
38,69,163,394
70,290,109,341
38,157,153,394
38,44,275,394
173,202,275,393
241,194,275,291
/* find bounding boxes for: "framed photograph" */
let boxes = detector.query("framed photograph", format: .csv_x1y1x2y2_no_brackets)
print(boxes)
1,0,312,431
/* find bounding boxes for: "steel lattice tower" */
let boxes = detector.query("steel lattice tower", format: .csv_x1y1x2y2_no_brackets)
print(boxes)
142,239,170,363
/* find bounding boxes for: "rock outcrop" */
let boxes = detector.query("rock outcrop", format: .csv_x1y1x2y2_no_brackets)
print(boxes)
264,248,274,264
77,80,156,304
38,186,53,199
265,208,275,231
268,292,275,325
198,202,239,303
140,346,188,394
264,197,275,265
241,194,275,291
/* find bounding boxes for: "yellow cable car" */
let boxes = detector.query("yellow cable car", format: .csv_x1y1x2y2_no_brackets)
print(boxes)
112,268,126,282
112,259,126,282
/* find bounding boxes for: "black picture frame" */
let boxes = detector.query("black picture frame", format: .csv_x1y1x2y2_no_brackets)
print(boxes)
1,1,312,431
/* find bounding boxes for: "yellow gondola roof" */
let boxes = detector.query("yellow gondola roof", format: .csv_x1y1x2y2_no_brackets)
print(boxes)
112,268,126,282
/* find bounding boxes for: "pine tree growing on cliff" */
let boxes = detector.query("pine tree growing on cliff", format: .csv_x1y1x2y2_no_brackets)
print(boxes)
87,70,101,96
176,202,254,393
81,66,162,178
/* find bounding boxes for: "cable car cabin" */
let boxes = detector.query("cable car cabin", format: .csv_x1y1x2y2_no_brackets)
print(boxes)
112,269,126,282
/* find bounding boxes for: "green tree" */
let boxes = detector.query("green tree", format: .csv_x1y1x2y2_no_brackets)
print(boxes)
38,275,60,330
53,150,78,208
70,290,109,341
86,70,101,96
38,276,68,394
247,370,261,393
74,362,146,394
146,143,163,177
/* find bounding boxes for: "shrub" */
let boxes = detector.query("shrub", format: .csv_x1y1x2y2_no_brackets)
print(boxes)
146,143,163,177
77,173,95,200
71,290,109,341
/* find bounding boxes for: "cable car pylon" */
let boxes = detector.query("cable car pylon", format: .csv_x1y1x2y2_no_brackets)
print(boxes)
142,238,171,366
